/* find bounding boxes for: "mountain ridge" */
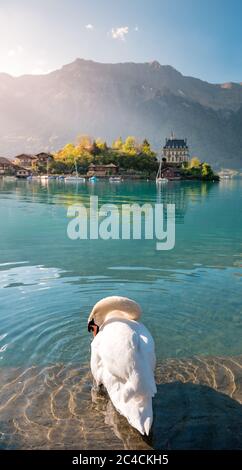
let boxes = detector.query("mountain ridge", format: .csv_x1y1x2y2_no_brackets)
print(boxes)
0,58,242,167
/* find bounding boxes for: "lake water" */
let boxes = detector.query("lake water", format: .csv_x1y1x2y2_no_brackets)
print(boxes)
0,178,242,367
1,177,242,449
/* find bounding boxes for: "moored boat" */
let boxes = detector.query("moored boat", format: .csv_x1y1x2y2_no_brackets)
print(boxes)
65,176,86,182
156,160,168,184
156,177,168,183
109,176,122,182
65,157,85,182
27,175,41,181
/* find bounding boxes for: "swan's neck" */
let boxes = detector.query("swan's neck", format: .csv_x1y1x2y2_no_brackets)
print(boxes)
104,310,139,323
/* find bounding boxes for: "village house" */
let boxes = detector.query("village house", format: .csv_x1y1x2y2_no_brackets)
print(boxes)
13,154,36,170
15,168,31,178
34,152,53,164
162,133,189,165
160,166,182,180
13,152,53,172
87,163,119,177
0,157,15,175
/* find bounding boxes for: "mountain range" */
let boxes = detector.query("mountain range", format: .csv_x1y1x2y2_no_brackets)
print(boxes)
1,58,242,168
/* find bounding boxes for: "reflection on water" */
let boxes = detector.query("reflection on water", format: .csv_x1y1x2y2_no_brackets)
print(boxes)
1,356,242,450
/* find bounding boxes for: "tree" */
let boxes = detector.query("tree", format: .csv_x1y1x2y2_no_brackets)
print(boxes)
96,138,108,151
91,140,101,156
55,143,79,162
112,136,123,150
189,157,201,168
202,162,213,178
49,159,69,174
76,135,92,152
76,152,93,173
123,136,137,155
140,138,152,155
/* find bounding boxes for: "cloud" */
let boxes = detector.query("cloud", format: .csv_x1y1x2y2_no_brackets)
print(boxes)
134,26,139,31
85,24,94,30
111,26,128,41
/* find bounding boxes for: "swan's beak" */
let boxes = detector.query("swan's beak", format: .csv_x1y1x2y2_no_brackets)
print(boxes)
88,319,99,337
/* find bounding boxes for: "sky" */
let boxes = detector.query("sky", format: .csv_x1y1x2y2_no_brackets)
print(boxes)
0,0,241,83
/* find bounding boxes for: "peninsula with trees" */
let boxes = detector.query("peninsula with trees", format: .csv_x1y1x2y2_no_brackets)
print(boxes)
0,134,219,181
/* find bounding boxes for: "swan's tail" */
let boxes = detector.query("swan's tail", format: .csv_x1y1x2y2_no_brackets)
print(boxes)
109,387,154,435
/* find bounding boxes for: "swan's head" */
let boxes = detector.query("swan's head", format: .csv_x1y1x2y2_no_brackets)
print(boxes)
87,296,141,337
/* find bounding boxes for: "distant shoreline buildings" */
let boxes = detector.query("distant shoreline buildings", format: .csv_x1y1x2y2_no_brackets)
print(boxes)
13,152,53,169
0,152,53,178
0,135,219,182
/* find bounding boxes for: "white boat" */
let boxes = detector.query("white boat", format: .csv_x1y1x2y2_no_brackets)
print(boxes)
40,157,52,181
28,175,41,181
65,176,86,183
156,160,168,183
65,158,85,182
109,176,122,182
156,177,168,183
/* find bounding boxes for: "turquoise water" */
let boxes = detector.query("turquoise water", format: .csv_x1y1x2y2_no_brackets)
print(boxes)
0,178,242,367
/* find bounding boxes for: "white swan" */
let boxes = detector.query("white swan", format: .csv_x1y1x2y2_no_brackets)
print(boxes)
87,296,157,435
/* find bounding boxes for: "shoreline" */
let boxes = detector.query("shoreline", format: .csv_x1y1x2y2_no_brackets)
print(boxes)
0,174,220,182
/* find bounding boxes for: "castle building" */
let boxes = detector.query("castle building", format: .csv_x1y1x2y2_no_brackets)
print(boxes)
162,133,189,164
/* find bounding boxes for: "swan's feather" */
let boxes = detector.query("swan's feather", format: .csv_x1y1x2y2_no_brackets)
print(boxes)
90,319,156,435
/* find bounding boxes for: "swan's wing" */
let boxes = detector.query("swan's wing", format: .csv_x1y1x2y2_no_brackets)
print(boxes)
91,321,138,386
91,321,156,401
90,330,108,387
